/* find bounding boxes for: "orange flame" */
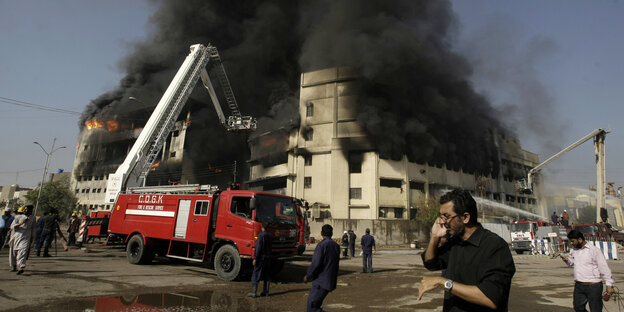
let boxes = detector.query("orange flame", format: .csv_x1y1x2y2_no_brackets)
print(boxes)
106,120,119,132
151,161,160,171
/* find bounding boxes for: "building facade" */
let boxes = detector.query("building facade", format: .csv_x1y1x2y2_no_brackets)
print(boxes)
247,67,541,244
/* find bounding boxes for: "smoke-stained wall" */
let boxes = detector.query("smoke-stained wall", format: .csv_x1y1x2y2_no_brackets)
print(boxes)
78,0,510,185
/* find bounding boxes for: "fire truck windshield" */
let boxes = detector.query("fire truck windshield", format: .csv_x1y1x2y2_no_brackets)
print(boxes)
254,194,298,226
510,223,531,232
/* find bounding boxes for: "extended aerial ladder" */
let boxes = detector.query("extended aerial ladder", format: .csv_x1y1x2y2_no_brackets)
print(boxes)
105,44,256,204
516,128,608,223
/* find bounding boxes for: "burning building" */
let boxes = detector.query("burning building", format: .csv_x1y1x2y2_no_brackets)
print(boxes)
70,1,554,241
247,67,541,244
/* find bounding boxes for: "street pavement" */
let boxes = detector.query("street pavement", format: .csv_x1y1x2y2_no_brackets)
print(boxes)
1,242,623,311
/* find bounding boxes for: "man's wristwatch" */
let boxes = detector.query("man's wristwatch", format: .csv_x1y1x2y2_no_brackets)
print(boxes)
444,279,453,292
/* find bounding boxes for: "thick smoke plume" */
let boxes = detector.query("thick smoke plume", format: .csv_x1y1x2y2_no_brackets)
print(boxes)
80,0,509,183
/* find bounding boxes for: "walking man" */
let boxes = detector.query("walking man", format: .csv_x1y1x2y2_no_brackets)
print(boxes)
348,229,357,257
561,229,615,312
304,224,340,312
361,228,375,273
248,222,273,298
8,205,36,275
419,189,516,311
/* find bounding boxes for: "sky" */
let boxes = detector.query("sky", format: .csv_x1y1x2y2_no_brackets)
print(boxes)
1,0,623,192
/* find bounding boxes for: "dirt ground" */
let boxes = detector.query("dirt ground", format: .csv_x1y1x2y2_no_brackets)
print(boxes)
1,242,623,311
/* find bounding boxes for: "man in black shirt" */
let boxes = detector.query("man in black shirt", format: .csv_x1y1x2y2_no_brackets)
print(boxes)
419,189,515,311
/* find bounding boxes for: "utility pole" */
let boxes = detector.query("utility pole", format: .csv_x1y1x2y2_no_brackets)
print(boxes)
33,138,66,217
595,131,606,223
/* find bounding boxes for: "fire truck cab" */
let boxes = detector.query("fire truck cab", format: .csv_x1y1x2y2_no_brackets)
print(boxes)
108,186,300,281
510,220,549,254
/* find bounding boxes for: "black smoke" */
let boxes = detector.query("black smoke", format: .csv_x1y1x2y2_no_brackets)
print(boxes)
80,0,508,183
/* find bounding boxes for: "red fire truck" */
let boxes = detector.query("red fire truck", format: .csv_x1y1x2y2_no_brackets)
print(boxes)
102,44,303,281
108,185,301,281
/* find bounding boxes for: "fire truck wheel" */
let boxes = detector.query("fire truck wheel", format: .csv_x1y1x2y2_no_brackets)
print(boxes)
215,245,241,281
126,235,154,264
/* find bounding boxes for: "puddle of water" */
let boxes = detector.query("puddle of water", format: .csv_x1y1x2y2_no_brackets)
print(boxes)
26,289,278,312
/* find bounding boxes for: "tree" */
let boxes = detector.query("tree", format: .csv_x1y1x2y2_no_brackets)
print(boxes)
25,180,77,219
578,206,597,224
415,195,441,240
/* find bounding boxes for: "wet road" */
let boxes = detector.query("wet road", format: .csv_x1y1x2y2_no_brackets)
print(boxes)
1,243,623,311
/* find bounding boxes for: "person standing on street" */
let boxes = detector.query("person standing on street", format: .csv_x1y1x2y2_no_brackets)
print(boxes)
348,229,357,258
36,209,59,257
0,208,12,251
304,224,340,312
8,205,36,275
419,189,516,311
561,229,615,312
67,212,80,246
360,228,376,273
341,230,349,258
248,222,273,298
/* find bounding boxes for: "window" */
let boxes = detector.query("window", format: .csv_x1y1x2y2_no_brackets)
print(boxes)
349,153,362,173
493,193,501,201
85,189,90,193
349,188,362,200
306,103,314,117
97,188,102,193
304,128,314,141
409,181,425,192
304,177,312,189
380,179,402,188
410,208,418,220
170,151,176,158
394,208,405,219
75,189,79,194
304,155,312,166
194,200,210,216
230,197,251,219
172,130,180,137
379,207,387,218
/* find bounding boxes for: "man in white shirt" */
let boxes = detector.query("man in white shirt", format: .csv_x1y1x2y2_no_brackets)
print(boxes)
561,229,615,311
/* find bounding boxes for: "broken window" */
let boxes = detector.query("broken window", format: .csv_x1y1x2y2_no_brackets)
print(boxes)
304,177,312,189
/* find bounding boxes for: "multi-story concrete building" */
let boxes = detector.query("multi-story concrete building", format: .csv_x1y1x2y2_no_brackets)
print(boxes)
247,67,541,244
70,115,191,213
0,184,32,211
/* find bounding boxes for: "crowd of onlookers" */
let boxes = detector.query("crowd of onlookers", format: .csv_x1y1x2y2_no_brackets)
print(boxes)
0,206,81,275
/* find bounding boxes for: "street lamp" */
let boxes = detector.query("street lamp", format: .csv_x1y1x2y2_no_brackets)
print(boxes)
33,138,66,217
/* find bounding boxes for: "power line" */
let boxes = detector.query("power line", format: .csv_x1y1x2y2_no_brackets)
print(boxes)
0,96,81,115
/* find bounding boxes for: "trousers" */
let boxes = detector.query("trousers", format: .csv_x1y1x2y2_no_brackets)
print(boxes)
307,284,330,312
363,253,373,272
573,282,603,312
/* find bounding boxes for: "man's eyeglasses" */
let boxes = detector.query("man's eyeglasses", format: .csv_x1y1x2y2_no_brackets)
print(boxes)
440,214,459,222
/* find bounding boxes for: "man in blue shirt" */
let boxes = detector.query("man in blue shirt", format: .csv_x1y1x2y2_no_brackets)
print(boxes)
360,228,376,273
304,224,340,312
248,222,273,298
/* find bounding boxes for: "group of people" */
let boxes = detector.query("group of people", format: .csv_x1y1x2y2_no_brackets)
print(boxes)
3,206,82,275
250,188,615,312
551,209,571,226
